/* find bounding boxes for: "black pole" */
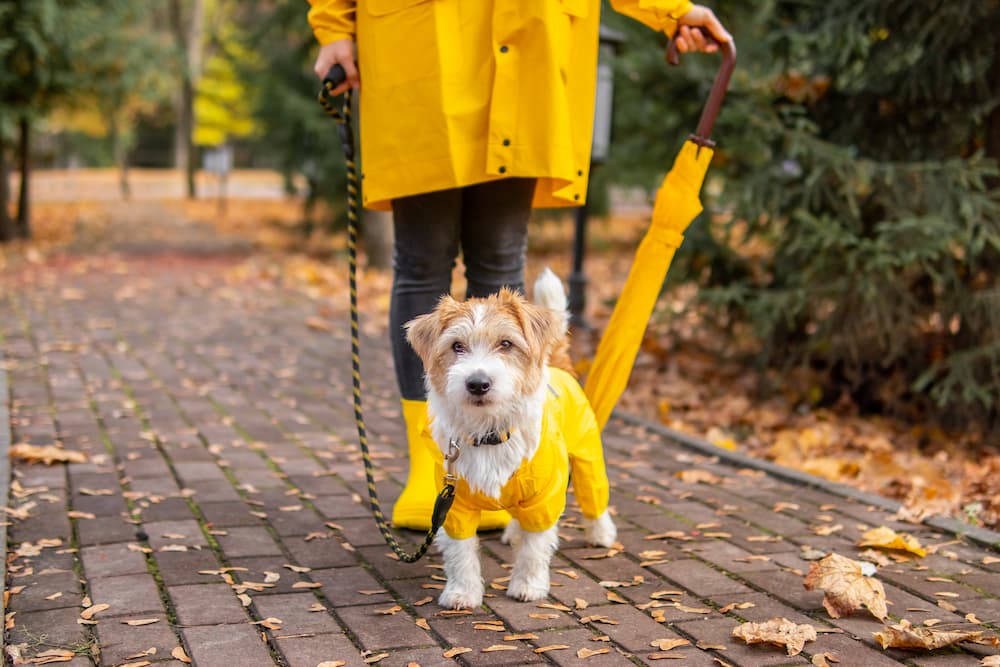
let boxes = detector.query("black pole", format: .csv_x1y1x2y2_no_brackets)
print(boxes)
568,197,589,330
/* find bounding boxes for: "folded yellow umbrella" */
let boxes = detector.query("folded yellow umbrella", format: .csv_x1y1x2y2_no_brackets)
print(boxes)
584,38,736,431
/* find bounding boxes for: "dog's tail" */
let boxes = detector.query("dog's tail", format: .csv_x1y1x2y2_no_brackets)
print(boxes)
533,267,569,330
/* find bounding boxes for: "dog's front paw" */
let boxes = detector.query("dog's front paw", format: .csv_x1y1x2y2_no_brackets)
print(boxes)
439,585,483,610
507,573,549,602
583,511,617,548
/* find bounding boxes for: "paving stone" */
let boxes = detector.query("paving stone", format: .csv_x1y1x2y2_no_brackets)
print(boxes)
170,582,249,625
674,616,811,666
154,548,224,586
335,603,431,650
310,567,395,607
273,633,367,667
94,613,179,665
213,525,283,558
182,622,275,667
86,573,164,617
80,542,149,579
9,571,83,612
75,515,141,547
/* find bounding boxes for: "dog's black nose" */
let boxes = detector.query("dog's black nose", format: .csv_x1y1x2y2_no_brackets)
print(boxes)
465,373,491,396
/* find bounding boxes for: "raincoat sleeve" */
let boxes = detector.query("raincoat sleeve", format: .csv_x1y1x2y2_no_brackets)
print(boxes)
610,0,695,37
307,0,355,45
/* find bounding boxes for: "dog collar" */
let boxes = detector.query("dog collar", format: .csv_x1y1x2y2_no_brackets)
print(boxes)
449,429,514,449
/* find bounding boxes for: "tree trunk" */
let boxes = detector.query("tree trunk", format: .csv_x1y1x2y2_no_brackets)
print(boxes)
362,208,394,270
110,115,132,200
0,117,14,243
16,116,30,240
170,0,204,199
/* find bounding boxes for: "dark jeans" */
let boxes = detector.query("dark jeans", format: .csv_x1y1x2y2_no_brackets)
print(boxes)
390,178,536,401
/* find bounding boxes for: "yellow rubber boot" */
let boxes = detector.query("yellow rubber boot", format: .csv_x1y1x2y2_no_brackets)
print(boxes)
392,399,510,531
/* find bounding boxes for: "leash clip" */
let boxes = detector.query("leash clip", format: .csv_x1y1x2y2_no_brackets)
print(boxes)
443,438,461,484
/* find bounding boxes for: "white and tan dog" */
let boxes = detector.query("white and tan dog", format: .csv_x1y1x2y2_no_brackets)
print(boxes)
405,269,616,609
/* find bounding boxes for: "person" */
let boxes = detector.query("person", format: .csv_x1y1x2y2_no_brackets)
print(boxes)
308,0,731,531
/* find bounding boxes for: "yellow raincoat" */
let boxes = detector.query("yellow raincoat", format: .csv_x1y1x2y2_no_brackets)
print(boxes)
308,0,693,211
439,367,609,540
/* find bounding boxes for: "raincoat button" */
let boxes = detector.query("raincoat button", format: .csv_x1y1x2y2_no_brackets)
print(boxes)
499,45,509,53
574,194,580,201
577,170,583,176
499,166,507,174
503,139,511,146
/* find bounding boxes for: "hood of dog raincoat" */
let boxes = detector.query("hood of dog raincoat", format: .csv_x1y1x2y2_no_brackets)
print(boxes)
308,0,693,211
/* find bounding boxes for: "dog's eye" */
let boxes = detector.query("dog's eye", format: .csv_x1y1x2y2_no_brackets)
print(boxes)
451,341,466,354
498,340,513,350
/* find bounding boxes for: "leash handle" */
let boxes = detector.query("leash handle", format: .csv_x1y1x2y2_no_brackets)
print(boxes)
323,64,348,91
666,27,736,147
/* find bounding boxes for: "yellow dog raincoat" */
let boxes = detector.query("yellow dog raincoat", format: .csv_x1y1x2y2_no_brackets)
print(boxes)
438,367,610,540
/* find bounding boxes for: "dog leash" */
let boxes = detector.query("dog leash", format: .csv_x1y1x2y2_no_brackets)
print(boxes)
318,65,455,563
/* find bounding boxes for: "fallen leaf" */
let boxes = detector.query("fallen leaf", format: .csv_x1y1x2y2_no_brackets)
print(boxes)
119,661,152,667
122,618,160,626
171,646,192,663
443,647,472,658
650,638,690,651
29,649,76,664
505,633,538,640
732,618,818,656
10,444,87,465
362,652,389,664
812,652,839,666
251,617,283,630
803,553,888,620
857,527,927,557
80,603,110,620
981,656,1000,666
577,647,610,658
873,619,982,650
481,645,517,652
675,469,721,484
375,605,402,615
291,582,322,589
415,618,430,630
536,602,572,612
528,613,560,620
534,645,569,653
316,662,346,667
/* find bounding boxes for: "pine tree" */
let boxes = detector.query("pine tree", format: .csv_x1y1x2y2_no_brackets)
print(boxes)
605,1,1000,429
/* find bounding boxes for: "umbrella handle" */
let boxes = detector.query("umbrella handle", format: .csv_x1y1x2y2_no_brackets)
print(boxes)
666,28,736,148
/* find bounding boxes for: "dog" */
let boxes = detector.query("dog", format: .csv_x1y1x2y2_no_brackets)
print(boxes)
405,268,617,609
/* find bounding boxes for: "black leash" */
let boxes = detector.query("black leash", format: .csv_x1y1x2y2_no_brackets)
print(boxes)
318,65,454,563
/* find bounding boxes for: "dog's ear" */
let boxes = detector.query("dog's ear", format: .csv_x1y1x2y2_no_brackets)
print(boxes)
405,295,462,363
404,311,440,364
516,299,563,358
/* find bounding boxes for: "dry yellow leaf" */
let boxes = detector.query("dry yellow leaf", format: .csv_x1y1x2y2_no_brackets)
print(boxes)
675,469,722,484
528,613,560,620
10,444,87,465
812,652,840,666
291,582,322,589
119,661,152,667
577,647,610,658
732,618,818,656
873,619,983,650
252,617,283,630
857,527,927,557
171,646,192,663
650,638,690,651
80,603,110,620
415,618,430,631
442,647,472,658
481,645,517,652
122,618,159,626
536,602,572,612
316,662,346,667
375,605,402,615
534,645,569,653
505,632,538,641
803,553,888,620
31,649,76,664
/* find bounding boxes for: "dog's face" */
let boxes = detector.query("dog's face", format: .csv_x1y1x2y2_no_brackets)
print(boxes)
406,288,562,412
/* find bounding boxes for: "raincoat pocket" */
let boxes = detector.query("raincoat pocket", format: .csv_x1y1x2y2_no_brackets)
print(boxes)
367,0,431,17
559,0,591,17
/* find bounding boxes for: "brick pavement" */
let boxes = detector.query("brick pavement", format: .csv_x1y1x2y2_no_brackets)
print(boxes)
2,245,999,667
